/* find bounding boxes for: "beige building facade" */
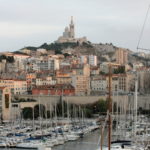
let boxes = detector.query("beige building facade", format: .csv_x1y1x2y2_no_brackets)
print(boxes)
72,75,90,95
0,87,12,121
0,79,27,95
116,48,128,65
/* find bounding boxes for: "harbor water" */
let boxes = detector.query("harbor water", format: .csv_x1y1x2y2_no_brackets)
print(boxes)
53,129,100,150
0,129,100,150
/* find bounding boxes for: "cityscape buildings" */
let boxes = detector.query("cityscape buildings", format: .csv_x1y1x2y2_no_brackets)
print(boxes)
0,16,149,122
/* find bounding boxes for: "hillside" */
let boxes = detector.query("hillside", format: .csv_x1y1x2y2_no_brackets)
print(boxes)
17,41,150,65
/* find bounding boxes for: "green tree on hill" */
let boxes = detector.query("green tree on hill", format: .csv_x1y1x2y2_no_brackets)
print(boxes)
0,55,15,63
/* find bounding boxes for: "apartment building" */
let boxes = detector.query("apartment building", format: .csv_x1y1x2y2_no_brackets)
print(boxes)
32,84,75,96
72,75,90,95
0,79,27,95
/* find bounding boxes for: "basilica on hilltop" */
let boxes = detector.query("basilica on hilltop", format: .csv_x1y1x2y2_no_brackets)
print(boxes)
56,16,87,44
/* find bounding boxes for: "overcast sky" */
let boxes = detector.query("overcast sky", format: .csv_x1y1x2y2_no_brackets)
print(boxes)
0,0,150,52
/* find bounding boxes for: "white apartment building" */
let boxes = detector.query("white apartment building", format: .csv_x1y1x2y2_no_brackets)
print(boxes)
13,54,30,71
24,56,60,71
80,55,88,64
88,55,97,66
80,55,97,66
54,59,60,70
24,57,40,71
36,58,60,71
91,78,107,91
36,77,56,86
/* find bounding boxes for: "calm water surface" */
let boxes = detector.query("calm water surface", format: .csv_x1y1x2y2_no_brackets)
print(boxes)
1,130,100,150
53,130,100,150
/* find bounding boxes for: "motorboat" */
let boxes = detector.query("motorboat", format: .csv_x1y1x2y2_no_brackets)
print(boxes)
66,133,80,141
16,141,51,150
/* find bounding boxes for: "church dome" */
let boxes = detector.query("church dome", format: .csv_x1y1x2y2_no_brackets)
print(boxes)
65,27,69,32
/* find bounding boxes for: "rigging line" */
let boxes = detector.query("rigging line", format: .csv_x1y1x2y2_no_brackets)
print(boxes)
137,5,150,51
137,47,150,51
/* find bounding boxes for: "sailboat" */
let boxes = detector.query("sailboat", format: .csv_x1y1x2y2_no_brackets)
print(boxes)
96,64,143,150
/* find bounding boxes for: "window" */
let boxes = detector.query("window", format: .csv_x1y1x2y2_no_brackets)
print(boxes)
5,94,9,108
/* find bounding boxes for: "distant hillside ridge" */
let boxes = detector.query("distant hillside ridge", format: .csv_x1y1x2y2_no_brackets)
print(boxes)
14,41,150,65
18,41,120,55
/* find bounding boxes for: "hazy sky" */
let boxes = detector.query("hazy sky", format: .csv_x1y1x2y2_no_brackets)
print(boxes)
1,0,150,52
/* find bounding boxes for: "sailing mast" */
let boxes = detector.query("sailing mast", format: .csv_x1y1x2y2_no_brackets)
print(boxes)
38,97,42,132
134,73,138,138
61,88,64,119
108,63,112,150
32,106,35,132
100,63,113,150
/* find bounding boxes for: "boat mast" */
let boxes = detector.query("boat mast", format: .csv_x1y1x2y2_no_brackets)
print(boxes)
62,88,64,118
32,106,35,132
45,102,48,129
49,102,52,127
116,88,119,136
38,97,42,132
55,100,57,127
108,63,112,150
134,73,138,137
67,98,69,122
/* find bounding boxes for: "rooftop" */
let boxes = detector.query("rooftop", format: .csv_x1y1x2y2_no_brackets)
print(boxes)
33,84,74,90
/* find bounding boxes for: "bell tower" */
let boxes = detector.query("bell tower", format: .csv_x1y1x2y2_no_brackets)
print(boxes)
69,16,75,38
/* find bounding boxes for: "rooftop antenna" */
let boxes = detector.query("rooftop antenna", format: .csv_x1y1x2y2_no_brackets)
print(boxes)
137,5,150,52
